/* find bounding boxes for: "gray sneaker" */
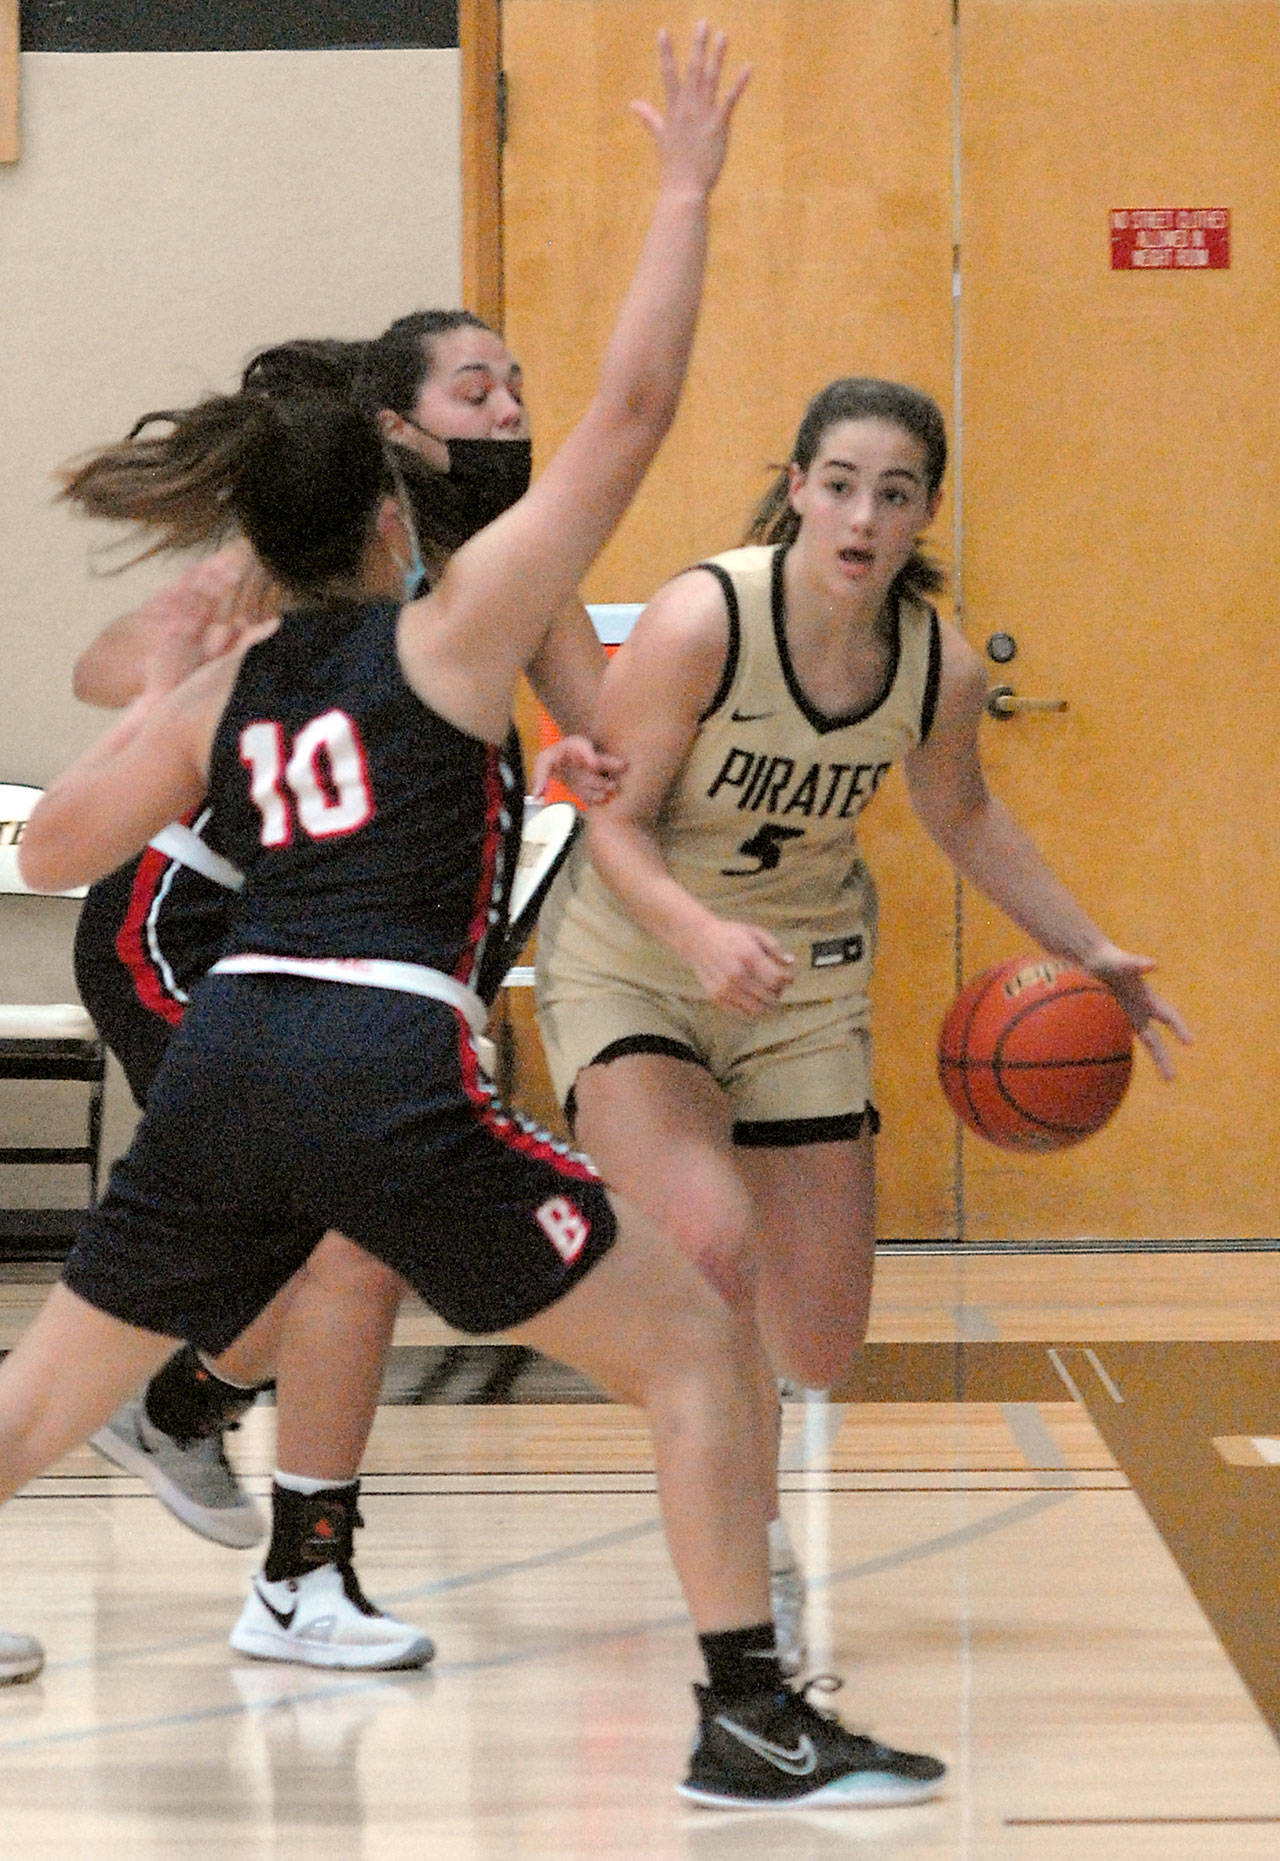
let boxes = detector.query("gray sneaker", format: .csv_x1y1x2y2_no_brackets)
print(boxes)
0,1631,44,1685
770,1559,808,1679
91,1393,265,1549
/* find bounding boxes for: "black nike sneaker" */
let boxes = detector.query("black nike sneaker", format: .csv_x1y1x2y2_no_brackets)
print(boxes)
678,1678,946,1809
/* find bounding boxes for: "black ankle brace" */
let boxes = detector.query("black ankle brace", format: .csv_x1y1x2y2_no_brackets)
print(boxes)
263,1481,362,1583
698,1622,784,1702
144,1343,263,1444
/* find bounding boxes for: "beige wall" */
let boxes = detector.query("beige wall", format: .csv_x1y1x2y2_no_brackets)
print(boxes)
1,49,462,1194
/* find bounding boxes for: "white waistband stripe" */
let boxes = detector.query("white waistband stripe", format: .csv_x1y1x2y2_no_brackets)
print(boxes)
208,953,488,1038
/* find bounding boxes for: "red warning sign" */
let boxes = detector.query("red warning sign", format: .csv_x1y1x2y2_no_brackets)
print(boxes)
1110,208,1230,270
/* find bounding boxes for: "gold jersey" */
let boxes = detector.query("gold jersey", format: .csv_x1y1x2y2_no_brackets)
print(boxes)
542,544,941,1005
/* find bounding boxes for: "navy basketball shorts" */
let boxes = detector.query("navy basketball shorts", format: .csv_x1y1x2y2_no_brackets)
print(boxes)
62,974,617,1352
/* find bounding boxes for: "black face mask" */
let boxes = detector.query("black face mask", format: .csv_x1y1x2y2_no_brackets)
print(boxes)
402,419,533,539
443,437,533,534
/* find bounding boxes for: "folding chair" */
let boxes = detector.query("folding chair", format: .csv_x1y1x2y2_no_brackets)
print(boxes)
472,801,582,1087
500,799,582,981
0,785,106,1241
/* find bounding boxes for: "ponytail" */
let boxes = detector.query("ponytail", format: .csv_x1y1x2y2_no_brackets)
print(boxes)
61,330,495,595
61,387,386,595
743,468,801,552
61,398,253,563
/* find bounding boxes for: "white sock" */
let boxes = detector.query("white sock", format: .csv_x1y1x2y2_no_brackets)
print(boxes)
272,1469,357,1496
768,1513,798,1572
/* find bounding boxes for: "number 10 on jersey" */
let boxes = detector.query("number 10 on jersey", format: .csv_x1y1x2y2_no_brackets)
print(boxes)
240,710,374,847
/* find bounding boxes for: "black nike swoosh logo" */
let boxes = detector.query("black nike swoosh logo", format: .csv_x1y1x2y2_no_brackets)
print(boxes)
730,708,775,723
256,1583,297,1630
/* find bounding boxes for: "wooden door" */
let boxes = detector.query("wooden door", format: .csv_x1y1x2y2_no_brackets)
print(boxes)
959,2,1280,1237
500,0,958,1237
496,0,1280,1242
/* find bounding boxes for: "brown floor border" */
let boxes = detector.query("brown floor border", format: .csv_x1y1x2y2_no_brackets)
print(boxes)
1008,1816,1280,1826
1050,1342,1280,1741
830,1338,1280,1745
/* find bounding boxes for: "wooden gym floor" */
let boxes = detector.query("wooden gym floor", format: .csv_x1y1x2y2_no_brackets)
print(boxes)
0,1247,1278,1858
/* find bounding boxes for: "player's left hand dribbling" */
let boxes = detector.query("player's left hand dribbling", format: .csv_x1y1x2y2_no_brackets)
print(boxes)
1086,944,1193,1082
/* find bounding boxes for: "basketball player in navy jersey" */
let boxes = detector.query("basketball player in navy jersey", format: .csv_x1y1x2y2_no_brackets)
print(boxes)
536,375,1192,1672
9,29,946,1810
69,328,617,1670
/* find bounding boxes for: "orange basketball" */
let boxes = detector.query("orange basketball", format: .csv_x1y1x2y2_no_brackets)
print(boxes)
937,956,1134,1151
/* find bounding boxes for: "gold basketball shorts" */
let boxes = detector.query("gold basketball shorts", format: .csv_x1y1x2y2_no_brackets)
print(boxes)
535,964,878,1147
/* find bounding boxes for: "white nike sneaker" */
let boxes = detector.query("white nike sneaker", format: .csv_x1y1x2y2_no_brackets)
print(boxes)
229,1562,435,1672
0,1630,44,1685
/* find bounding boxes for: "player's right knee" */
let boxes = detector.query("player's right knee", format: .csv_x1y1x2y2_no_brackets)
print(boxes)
667,1178,754,1304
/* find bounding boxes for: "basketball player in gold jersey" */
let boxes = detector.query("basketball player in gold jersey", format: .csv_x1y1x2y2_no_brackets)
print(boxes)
535,376,1192,1668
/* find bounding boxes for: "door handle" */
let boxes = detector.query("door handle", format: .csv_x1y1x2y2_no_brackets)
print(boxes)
986,683,1069,721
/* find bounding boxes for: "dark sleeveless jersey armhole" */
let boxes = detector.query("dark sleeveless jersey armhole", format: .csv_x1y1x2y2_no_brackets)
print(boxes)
685,563,741,722
920,607,943,743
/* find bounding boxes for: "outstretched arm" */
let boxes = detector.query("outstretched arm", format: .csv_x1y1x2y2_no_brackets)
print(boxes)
904,623,1193,1077
22,675,217,892
401,23,750,743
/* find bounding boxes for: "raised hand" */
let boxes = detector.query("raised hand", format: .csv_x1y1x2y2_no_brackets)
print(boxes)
631,21,751,195
138,542,274,696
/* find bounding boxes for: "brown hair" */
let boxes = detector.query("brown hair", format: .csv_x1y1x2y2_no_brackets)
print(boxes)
745,377,948,599
356,309,495,417
59,341,470,594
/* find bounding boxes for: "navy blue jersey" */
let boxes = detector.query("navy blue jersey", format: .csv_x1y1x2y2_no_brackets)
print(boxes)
67,596,616,1343
208,598,524,1004
76,808,238,1027
74,808,241,1106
